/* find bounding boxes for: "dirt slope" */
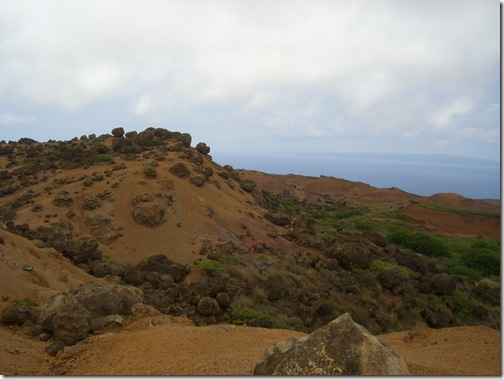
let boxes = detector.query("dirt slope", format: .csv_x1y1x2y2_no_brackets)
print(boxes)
1,315,499,376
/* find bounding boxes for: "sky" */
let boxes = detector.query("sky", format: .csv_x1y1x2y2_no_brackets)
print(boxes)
0,0,500,161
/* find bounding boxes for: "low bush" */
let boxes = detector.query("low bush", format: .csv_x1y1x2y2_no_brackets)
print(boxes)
387,228,449,257
193,259,224,275
11,297,38,307
227,305,286,329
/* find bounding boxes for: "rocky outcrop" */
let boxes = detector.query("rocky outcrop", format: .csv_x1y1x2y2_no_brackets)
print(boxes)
254,313,409,375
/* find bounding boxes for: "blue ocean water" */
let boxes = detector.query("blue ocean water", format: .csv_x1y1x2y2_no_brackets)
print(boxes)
211,152,501,200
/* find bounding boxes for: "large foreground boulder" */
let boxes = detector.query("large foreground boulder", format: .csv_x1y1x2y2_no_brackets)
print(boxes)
254,313,409,375
36,283,144,346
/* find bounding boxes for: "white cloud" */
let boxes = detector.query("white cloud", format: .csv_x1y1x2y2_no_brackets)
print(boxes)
0,0,499,159
0,112,36,125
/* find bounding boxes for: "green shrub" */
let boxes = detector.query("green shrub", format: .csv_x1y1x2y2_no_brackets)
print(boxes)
387,228,449,257
227,305,286,329
460,249,500,277
11,297,38,308
87,154,114,165
193,259,224,275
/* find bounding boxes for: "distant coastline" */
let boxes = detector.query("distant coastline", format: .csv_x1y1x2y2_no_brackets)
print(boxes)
212,152,500,200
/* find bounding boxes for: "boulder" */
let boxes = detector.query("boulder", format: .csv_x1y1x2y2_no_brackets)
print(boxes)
178,133,192,147
53,190,74,207
111,127,125,137
123,267,145,286
196,165,213,178
82,195,102,210
1,306,32,326
215,292,231,309
195,142,210,155
264,212,290,227
91,314,126,334
52,303,91,346
169,162,191,178
254,313,409,375
137,254,188,283
45,340,65,357
144,164,157,178
196,296,220,316
133,202,166,227
65,236,100,264
240,179,256,192
190,174,207,187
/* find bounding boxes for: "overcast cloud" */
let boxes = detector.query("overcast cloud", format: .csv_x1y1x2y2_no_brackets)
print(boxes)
0,0,500,160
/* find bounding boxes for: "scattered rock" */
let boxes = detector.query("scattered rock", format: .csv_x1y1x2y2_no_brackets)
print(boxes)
133,202,166,227
45,340,65,357
1,306,32,326
254,313,409,375
195,142,210,155
111,127,125,138
264,212,290,226
169,162,190,178
240,179,256,192
82,195,102,210
91,314,127,334
52,302,91,346
144,164,157,178
196,297,220,316
65,236,100,264
190,174,206,187
53,190,74,207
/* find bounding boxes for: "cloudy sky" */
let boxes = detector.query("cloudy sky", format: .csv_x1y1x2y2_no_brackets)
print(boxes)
0,0,500,161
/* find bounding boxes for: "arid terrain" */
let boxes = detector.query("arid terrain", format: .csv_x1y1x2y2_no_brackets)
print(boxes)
0,128,500,375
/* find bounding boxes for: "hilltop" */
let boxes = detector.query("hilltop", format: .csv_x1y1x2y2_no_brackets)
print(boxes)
0,127,500,375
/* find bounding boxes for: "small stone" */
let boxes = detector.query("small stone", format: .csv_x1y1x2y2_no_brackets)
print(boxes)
22,264,33,271
45,340,65,357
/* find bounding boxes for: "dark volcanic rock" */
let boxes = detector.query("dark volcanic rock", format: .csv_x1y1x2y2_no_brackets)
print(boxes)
45,340,65,357
197,296,220,316
111,127,125,138
169,162,190,178
264,212,290,226
240,179,256,192
53,190,74,207
190,174,207,187
133,202,166,227
65,236,100,264
1,306,32,326
195,142,210,155
52,303,91,346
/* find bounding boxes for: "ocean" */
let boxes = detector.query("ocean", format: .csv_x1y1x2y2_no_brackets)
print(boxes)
211,152,501,200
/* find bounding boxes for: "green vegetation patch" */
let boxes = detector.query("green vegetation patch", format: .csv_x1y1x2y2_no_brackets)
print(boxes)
193,259,224,275
441,236,500,279
411,200,499,217
227,304,286,329
11,297,38,307
387,227,450,257
87,154,114,165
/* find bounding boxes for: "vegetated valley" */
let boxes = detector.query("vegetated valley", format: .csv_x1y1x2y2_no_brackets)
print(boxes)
0,127,500,374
